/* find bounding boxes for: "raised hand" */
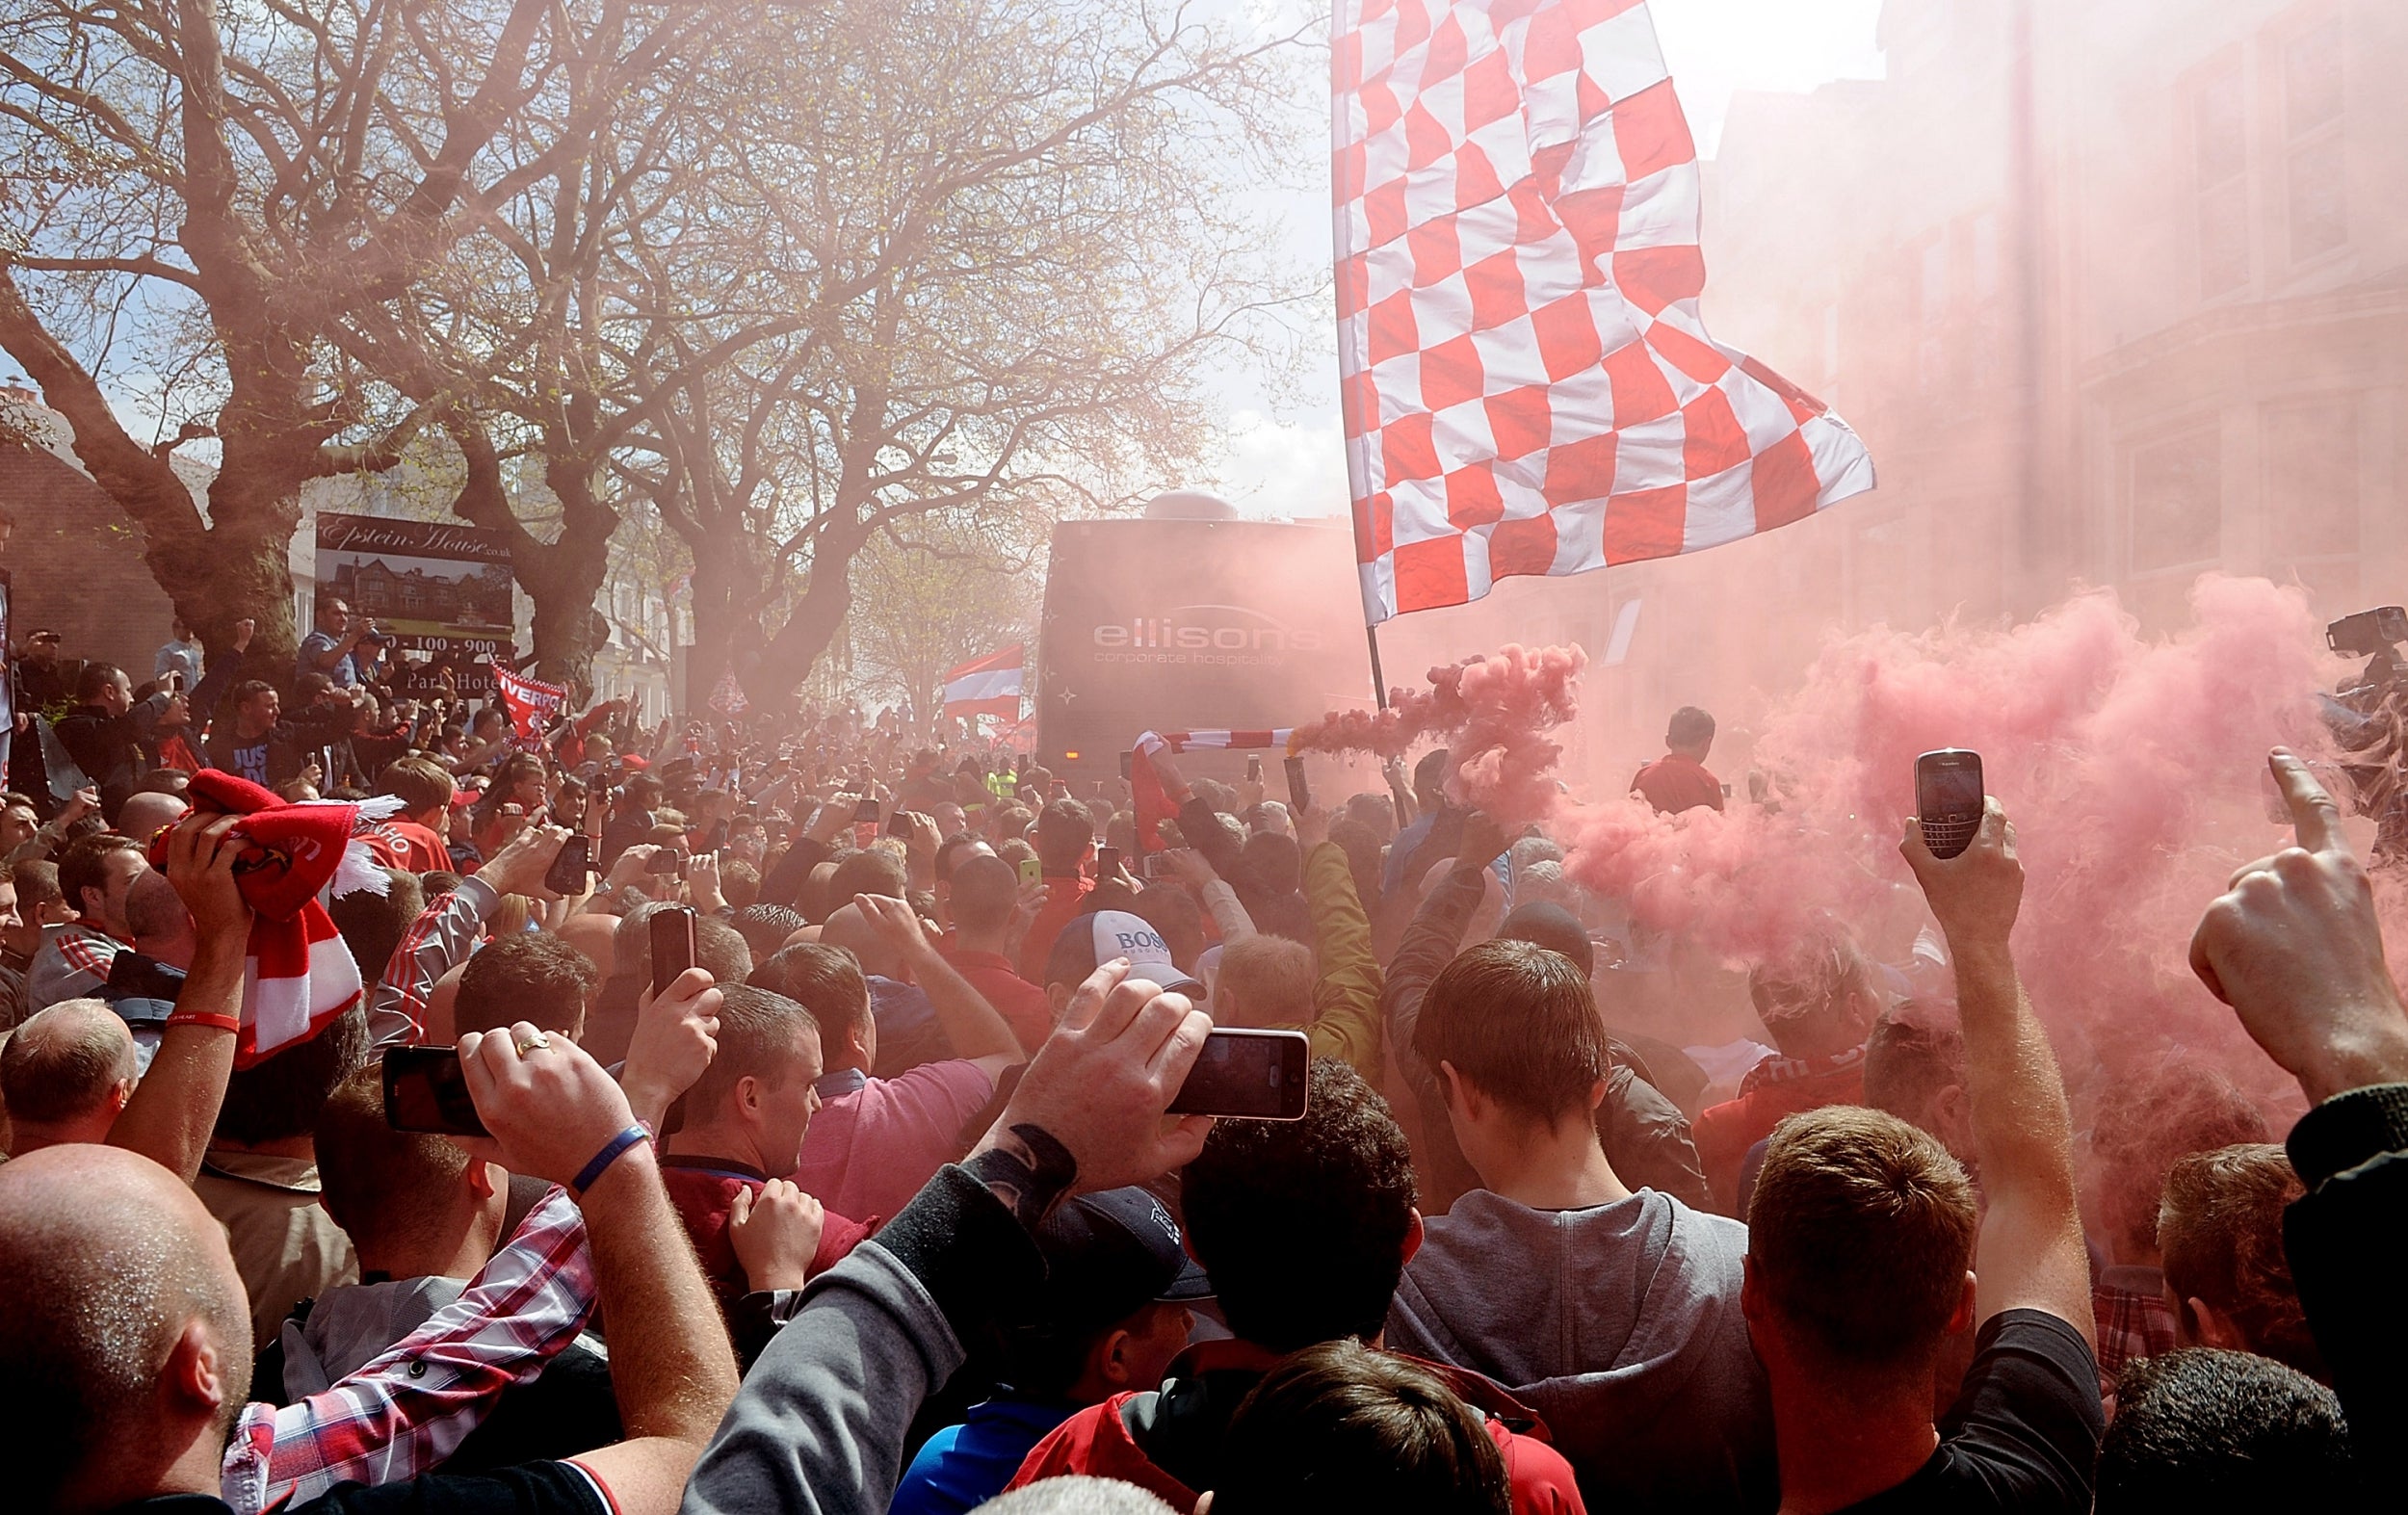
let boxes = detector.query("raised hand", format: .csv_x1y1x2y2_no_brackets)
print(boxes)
2190,749,2408,1104
1899,796,2024,952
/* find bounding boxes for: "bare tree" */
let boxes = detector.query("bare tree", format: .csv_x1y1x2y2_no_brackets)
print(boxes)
618,0,1317,703
0,0,623,666
846,512,1044,728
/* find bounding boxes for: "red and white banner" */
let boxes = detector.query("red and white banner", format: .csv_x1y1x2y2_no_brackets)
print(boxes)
489,662,568,748
1129,728,1296,851
1333,0,1874,624
943,644,1025,724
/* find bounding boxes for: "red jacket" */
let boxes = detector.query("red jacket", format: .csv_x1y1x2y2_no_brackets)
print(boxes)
659,1156,874,1318
1009,1339,1585,1514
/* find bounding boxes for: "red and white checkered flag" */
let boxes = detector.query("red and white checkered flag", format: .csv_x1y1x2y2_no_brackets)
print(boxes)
1334,0,1875,624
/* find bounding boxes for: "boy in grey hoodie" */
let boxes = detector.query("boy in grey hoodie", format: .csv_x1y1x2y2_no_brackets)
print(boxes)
1385,938,1777,1513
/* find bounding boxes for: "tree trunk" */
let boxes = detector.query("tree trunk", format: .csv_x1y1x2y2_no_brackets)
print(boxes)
745,520,865,708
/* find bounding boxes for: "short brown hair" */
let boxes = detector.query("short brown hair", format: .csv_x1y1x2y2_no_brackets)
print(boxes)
1414,938,1606,1125
315,1066,473,1256
12,860,61,910
1218,935,1317,1029
455,933,600,1039
57,834,142,916
684,985,819,1122
379,756,456,817
2090,1063,2268,1261
1749,1105,1978,1367
2159,1143,2322,1379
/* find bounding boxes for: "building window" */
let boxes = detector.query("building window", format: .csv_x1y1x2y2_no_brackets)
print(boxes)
2194,68,2249,297
2130,431,2222,574
2284,19,2346,262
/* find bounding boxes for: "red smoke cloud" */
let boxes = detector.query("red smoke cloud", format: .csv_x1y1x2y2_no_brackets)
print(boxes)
1557,575,2350,1084
1291,643,1587,825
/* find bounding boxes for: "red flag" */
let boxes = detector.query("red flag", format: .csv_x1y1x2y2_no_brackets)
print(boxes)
1334,0,1875,624
943,645,1025,724
489,662,568,748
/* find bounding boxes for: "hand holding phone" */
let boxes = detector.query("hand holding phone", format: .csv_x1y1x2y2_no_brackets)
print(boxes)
543,832,593,896
383,1045,488,1136
1283,755,1311,815
650,904,698,998
1913,749,1985,860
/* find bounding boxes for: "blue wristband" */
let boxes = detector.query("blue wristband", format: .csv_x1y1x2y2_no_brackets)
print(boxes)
571,1125,651,1198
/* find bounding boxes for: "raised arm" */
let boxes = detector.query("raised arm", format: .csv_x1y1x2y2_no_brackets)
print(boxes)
1900,798,2091,1342
1299,801,1382,1079
2189,750,2408,1470
108,815,251,1184
368,825,567,1046
467,1024,739,1514
855,893,1024,1070
678,962,1211,1515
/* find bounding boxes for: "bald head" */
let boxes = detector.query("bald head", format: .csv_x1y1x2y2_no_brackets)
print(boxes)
820,901,902,980
125,869,195,967
116,791,191,846
2,1000,138,1153
0,1145,252,1509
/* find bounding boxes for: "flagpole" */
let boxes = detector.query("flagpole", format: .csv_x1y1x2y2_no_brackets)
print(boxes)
1365,624,1389,712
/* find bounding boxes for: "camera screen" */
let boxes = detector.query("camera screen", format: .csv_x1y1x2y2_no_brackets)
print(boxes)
1169,1032,1304,1118
385,1050,485,1136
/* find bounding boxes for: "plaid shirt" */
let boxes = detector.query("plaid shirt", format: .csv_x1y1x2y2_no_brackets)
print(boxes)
2092,1272,2179,1393
366,874,501,1047
220,1185,596,1513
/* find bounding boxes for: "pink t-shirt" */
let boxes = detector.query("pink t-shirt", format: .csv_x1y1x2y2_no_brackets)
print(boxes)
792,1058,999,1219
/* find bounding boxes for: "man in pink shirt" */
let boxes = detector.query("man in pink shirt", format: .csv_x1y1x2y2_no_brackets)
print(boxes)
1016,799,1097,982
759,895,1028,1220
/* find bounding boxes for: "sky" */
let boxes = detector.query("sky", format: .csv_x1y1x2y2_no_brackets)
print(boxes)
1206,0,1890,519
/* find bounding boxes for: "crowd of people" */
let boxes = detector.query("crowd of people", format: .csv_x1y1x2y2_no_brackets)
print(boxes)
0,600,2403,1515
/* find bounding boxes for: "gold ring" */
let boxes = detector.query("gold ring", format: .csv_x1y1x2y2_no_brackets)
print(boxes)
512,1031,552,1057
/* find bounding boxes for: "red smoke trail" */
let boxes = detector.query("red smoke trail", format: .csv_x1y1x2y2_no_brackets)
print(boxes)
1557,575,2347,1092
1290,643,1588,825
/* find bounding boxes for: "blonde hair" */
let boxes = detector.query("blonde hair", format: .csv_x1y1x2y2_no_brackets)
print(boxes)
1217,935,1316,1027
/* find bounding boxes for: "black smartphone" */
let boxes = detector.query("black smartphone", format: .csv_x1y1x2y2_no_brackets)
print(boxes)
1119,750,1135,781
543,832,592,896
650,904,697,997
106,950,187,1003
1246,754,1264,784
1284,755,1310,814
1168,1028,1311,1120
1914,749,1986,860
1097,846,1123,879
382,1046,488,1136
883,809,909,839
851,796,882,825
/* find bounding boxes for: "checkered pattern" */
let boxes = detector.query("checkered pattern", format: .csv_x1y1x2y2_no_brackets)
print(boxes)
943,644,1026,724
1334,0,1875,623
222,1185,597,1513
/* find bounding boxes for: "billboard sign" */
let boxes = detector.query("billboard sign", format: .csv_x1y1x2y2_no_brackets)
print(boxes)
313,512,517,695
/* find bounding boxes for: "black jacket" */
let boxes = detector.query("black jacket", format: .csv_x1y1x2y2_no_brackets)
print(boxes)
2284,1081,2408,1486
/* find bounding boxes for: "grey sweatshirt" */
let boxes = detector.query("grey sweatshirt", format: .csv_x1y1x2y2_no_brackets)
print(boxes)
1386,1188,1777,1514
679,1162,1044,1515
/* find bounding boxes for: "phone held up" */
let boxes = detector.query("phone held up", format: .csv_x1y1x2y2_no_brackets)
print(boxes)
383,1045,486,1136
1913,749,1985,860
543,832,593,897
650,904,698,997
1169,1028,1310,1120
1284,755,1310,815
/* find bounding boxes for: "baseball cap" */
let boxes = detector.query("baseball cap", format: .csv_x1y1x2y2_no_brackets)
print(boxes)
1032,1187,1213,1337
1043,908,1204,996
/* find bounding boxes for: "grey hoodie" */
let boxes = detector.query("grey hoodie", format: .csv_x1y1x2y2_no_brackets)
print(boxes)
1386,1188,1777,1514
